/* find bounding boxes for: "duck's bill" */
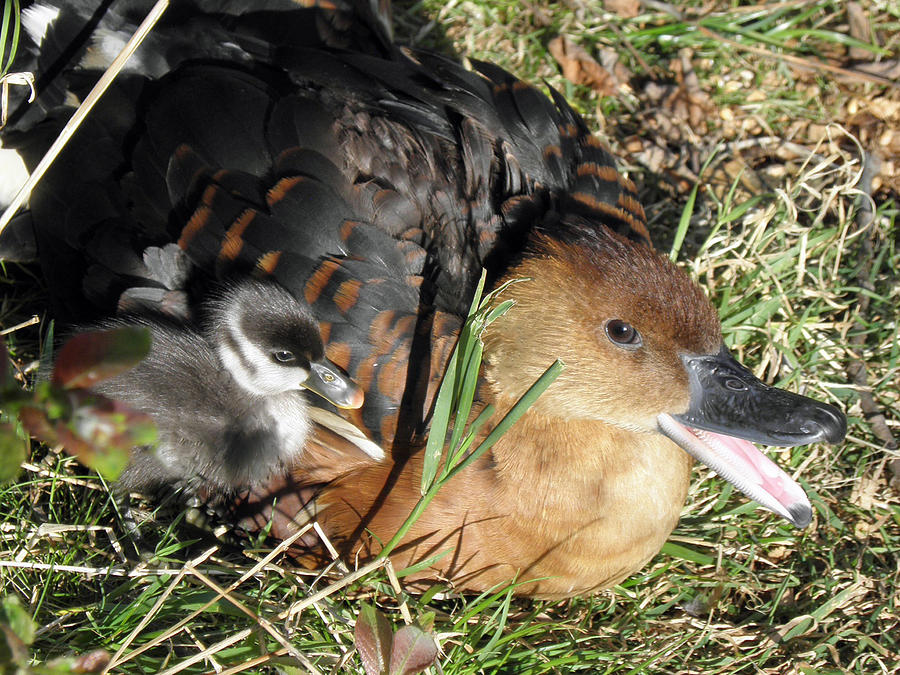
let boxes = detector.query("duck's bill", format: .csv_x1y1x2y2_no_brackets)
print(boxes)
658,345,847,529
658,412,813,527
303,359,365,409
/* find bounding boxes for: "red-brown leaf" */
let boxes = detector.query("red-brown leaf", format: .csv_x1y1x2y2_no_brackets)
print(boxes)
548,36,617,96
389,625,438,675
355,603,393,675
52,326,151,390
73,649,112,673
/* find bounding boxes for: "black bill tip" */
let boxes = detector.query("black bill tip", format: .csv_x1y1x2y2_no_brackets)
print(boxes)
788,502,813,529
801,401,846,445
677,346,848,448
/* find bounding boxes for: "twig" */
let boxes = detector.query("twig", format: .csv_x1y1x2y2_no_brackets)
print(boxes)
190,568,323,675
182,625,222,674
107,523,314,671
843,150,898,487
105,546,219,673
0,315,39,335
1,72,36,127
384,559,413,625
0,560,209,576
158,628,253,675
282,557,390,622
0,0,171,237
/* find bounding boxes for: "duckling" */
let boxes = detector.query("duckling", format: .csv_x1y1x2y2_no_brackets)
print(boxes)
4,0,846,598
86,278,371,497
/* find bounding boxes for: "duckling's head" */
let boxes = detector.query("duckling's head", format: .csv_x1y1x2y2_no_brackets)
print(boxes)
210,279,364,409
484,219,845,527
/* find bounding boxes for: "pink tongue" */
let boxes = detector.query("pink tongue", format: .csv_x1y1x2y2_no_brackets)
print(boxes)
691,427,799,504
656,413,812,526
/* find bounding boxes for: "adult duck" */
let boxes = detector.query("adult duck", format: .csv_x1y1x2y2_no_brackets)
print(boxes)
0,0,845,598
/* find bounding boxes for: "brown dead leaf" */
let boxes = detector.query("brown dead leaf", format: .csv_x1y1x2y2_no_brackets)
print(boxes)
599,47,633,89
766,545,790,563
73,650,112,673
621,133,696,194
674,50,717,131
850,471,881,510
846,95,900,194
854,519,873,539
721,157,764,194
854,59,900,81
866,97,900,121
604,0,640,19
847,2,874,61
641,50,717,141
548,36,617,96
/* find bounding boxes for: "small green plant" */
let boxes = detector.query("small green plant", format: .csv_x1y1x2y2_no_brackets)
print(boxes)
0,327,156,484
0,0,34,130
0,0,20,80
0,595,110,673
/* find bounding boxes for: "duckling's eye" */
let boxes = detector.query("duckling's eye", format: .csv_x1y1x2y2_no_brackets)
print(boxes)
272,350,296,363
604,319,642,350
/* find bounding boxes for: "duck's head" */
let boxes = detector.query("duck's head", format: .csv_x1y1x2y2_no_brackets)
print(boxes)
484,221,845,527
210,279,364,409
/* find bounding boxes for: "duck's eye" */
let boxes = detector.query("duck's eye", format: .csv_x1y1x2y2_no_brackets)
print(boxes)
272,350,296,363
604,319,642,349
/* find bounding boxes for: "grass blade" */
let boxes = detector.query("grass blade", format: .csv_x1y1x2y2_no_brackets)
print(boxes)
446,358,565,481
419,346,457,493
0,0,16,77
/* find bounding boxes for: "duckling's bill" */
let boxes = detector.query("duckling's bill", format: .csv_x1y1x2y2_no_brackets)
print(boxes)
302,359,365,409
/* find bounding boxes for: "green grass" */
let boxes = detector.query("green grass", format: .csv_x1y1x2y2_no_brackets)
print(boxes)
2,1,899,673
0,0,21,80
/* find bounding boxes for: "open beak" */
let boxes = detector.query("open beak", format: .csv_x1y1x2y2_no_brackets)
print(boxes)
302,358,365,409
658,345,846,528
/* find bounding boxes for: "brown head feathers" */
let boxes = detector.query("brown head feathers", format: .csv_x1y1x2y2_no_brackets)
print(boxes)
483,219,721,429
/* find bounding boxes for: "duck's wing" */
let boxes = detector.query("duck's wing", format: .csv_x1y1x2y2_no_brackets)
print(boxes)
2,0,396,309
263,46,654,310
154,63,475,449
6,0,649,449
4,0,393,132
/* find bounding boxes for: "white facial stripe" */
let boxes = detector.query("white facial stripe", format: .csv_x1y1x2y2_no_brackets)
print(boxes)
218,313,310,396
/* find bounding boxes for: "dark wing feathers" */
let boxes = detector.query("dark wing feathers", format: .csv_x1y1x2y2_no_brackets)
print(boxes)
6,0,393,130
8,0,652,445
142,68,276,179
268,96,344,161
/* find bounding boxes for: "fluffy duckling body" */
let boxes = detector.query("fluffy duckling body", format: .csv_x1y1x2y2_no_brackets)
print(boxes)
88,279,367,495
